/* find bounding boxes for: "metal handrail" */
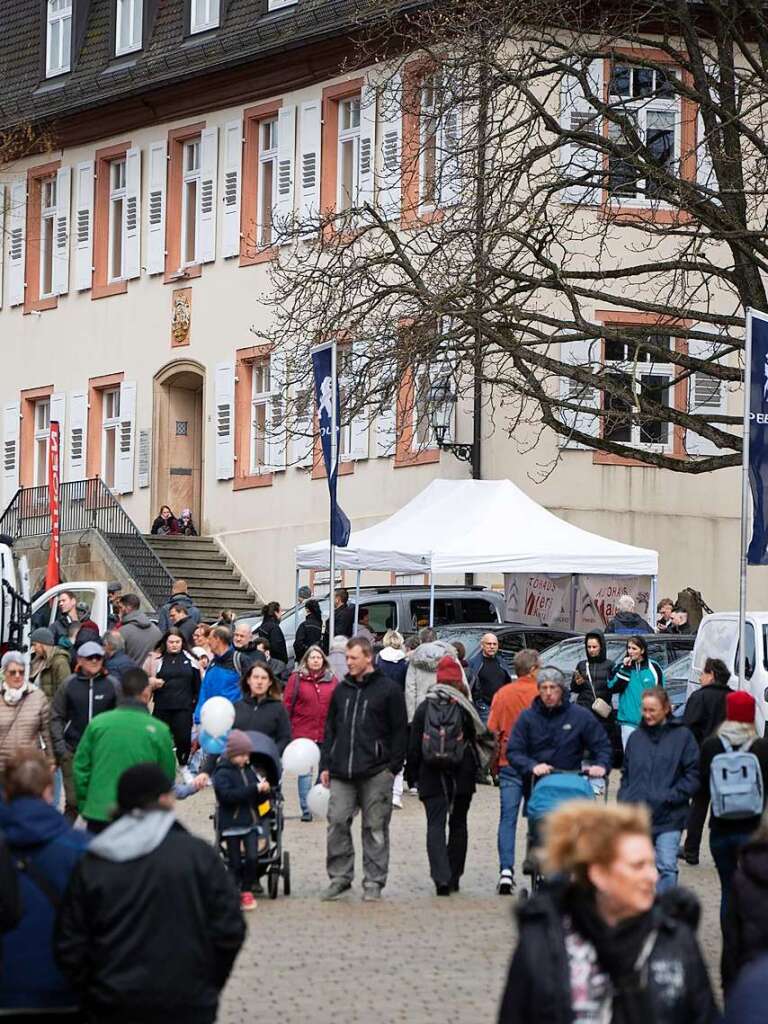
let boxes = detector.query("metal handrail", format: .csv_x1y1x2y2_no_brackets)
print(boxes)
0,478,174,609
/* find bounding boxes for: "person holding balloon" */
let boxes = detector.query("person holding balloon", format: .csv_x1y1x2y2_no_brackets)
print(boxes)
283,646,338,822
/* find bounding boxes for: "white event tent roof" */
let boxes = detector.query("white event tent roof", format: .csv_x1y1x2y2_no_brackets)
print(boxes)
295,479,658,577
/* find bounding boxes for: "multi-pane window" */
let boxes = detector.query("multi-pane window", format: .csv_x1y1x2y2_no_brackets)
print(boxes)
46,0,72,77
190,0,219,33
419,73,459,209
109,159,127,282
250,361,271,473
40,176,57,300
608,64,678,202
258,118,278,247
116,0,142,55
602,334,673,449
182,139,201,266
337,97,362,212
102,388,121,489
33,399,51,488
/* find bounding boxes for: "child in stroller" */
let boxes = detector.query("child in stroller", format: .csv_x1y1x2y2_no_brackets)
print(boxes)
213,729,280,911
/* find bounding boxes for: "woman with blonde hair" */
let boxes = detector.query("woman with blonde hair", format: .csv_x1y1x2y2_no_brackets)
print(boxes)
499,801,718,1024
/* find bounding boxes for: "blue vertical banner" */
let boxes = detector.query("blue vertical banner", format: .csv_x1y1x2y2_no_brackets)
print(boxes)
311,342,351,547
747,310,768,564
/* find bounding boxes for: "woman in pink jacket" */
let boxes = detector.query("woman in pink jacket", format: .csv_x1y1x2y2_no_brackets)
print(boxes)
283,646,338,821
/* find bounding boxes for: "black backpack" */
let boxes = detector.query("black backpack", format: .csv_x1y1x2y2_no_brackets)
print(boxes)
421,697,465,767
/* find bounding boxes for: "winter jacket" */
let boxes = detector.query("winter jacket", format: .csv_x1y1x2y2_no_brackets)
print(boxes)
683,682,731,745
328,646,348,681
54,814,245,1018
193,647,241,723
213,758,269,832
0,797,89,1012
723,839,768,990
507,697,612,777
50,671,119,759
156,593,201,635
256,616,288,664
153,651,201,712
608,658,665,727
571,631,613,710
293,615,323,663
498,883,719,1024
405,641,464,721
31,646,72,703
73,701,177,823
376,647,408,689
469,654,511,707
120,610,163,667
405,696,477,799
618,720,700,834
283,669,338,743
324,603,356,646
725,954,768,1024
699,732,768,837
488,674,539,769
320,669,408,780
232,695,292,753
265,656,290,684
104,650,138,684
150,515,179,535
0,687,54,772
605,610,653,635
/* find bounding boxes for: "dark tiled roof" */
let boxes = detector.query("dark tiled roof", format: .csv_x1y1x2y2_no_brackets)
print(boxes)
0,0,385,132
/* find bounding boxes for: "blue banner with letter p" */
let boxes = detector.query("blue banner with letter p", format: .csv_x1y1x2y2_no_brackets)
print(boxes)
311,343,351,548
747,311,768,564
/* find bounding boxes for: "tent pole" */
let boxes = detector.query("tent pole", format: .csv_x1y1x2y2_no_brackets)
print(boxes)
353,570,361,633
294,567,300,616
570,574,578,631
429,570,435,628
650,575,658,629
328,546,336,643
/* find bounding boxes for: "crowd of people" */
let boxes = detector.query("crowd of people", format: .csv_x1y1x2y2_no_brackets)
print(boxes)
0,576,762,1020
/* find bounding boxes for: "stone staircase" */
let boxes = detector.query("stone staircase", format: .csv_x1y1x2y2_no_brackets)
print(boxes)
144,535,260,622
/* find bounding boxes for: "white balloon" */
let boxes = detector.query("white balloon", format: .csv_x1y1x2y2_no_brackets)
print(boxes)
199,697,236,738
307,783,331,820
281,738,321,776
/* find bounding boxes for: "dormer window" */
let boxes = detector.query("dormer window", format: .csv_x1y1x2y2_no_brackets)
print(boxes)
190,0,219,33
46,0,72,77
116,0,142,55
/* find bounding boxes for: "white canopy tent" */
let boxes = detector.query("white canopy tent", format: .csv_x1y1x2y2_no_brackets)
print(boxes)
295,479,659,627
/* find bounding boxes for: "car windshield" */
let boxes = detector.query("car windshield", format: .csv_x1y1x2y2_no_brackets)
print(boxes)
434,628,487,654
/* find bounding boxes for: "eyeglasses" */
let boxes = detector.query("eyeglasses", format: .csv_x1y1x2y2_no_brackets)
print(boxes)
83,655,103,663
5,668,24,676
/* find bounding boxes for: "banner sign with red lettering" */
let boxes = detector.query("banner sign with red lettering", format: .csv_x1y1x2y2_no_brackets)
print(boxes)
504,573,651,630
45,421,61,591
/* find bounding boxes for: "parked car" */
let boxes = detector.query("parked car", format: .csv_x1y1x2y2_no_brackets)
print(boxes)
541,633,696,683
666,653,693,715
434,624,577,671
236,586,507,658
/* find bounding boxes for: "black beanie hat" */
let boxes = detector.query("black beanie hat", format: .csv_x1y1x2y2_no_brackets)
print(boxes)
117,763,173,812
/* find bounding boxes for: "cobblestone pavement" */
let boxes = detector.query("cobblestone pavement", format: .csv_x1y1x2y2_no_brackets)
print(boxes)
177,780,725,1024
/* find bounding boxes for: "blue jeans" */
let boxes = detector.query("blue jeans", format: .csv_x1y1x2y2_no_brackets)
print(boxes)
298,773,313,816
654,830,681,892
710,830,753,927
53,767,63,812
497,767,524,872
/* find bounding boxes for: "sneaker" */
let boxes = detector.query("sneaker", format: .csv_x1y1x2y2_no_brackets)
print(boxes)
392,796,403,809
181,767,195,786
408,787,419,795
240,892,257,912
251,879,264,895
320,880,352,902
497,870,515,895
362,885,382,902
301,811,313,822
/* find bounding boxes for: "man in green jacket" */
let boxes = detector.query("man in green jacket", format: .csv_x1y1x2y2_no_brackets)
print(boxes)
74,668,176,833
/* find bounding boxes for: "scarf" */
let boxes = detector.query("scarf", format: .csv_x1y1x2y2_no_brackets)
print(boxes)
430,683,496,770
1,681,29,706
565,886,657,1024
718,720,757,748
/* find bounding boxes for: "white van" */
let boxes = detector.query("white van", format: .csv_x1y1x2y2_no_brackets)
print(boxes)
0,541,108,655
687,612,768,733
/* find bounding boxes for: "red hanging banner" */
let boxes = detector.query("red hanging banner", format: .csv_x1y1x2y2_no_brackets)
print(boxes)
45,421,61,592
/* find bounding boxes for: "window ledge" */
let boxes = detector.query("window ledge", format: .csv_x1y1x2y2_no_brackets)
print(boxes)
394,447,440,468
239,246,277,268
311,460,354,480
234,472,274,490
164,264,202,286
92,281,128,301
24,296,58,315
593,450,685,467
100,56,140,77
34,77,69,96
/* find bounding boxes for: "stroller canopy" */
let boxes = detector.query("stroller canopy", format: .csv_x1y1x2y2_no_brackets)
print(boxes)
526,773,594,822
243,731,282,786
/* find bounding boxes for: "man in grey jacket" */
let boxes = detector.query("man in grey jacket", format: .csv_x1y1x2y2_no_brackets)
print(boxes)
119,595,162,666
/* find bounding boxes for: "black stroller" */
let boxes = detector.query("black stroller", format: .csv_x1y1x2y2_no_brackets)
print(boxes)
212,730,291,899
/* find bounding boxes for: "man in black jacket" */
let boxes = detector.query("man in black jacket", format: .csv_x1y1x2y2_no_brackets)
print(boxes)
319,637,408,902
54,762,245,1024
322,588,356,649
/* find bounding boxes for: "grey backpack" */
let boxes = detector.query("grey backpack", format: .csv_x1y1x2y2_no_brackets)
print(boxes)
710,737,764,820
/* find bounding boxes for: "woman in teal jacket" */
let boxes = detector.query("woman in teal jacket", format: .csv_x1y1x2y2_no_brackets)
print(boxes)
608,634,664,749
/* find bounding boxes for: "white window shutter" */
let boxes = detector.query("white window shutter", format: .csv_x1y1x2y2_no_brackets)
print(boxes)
298,100,321,227
348,340,369,460
358,83,376,210
51,166,71,297
3,401,20,501
123,147,141,280
686,326,728,456
68,390,87,481
215,361,235,480
438,105,461,208
74,161,94,291
276,105,296,236
7,182,26,308
221,120,242,258
198,127,219,264
559,335,600,448
116,380,136,495
267,349,287,472
560,59,604,205
0,185,5,311
378,73,402,220
138,428,151,488
147,141,167,275
291,412,313,467
375,403,396,456
50,391,66,434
